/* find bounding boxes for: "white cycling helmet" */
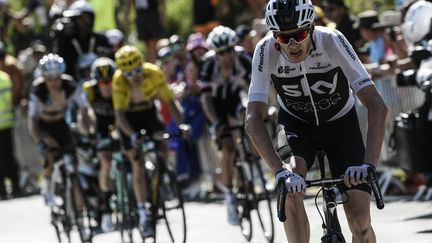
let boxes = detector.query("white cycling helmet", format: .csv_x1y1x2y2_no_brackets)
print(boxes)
401,0,432,44
265,0,315,31
39,53,66,77
90,57,117,80
207,25,238,52
68,0,94,15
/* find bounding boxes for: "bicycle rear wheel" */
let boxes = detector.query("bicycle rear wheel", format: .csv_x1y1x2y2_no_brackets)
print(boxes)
235,164,253,241
252,161,275,243
117,163,136,243
68,175,93,243
51,177,72,243
158,169,187,243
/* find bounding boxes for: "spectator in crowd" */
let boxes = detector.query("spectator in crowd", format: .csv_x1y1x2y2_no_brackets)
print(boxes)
105,29,124,53
246,0,267,19
0,41,24,108
356,10,405,79
89,0,117,32
322,0,364,53
314,5,336,28
18,40,47,89
235,24,256,57
52,0,111,80
124,0,165,64
193,0,220,36
0,0,12,43
0,68,21,199
185,32,208,85
9,0,51,54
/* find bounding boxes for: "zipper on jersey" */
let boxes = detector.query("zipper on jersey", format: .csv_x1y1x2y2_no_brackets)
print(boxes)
300,62,320,126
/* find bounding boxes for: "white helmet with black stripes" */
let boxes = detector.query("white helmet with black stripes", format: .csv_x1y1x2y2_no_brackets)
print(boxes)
265,0,315,31
207,25,238,52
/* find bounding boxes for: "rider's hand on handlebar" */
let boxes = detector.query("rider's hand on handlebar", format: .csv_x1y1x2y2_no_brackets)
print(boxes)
344,163,375,188
275,169,307,194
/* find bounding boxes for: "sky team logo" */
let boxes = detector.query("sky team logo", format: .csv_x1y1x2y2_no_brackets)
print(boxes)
270,66,350,122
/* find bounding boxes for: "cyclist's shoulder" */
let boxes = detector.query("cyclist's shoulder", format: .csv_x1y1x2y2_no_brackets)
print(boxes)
143,62,163,77
313,26,348,48
82,79,97,96
112,69,127,88
254,34,274,51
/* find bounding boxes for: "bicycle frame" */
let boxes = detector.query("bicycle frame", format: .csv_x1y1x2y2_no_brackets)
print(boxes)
136,131,187,243
316,151,345,243
229,125,275,243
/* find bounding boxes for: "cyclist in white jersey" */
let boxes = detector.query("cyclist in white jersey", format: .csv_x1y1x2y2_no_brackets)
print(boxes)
199,25,252,225
245,1,388,243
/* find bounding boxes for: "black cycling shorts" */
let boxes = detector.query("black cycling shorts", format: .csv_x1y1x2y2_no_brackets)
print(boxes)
119,106,166,151
277,108,370,194
38,119,76,153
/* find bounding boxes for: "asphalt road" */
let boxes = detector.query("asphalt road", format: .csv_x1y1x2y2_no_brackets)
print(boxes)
0,194,431,243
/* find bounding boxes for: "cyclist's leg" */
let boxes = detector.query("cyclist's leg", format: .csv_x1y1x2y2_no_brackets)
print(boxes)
276,111,316,243
322,108,375,243
37,120,63,206
220,134,236,189
96,135,115,205
281,156,310,243
343,190,375,243
97,144,114,231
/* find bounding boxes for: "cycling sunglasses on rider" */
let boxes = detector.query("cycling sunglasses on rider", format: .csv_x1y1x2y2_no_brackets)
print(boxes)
98,79,112,86
274,27,312,44
123,65,143,79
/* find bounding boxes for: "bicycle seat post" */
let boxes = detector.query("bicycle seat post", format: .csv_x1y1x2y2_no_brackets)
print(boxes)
317,150,326,179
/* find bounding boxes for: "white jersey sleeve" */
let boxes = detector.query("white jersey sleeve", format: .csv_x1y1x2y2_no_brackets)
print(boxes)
248,37,272,104
28,94,42,117
71,89,90,109
325,29,373,93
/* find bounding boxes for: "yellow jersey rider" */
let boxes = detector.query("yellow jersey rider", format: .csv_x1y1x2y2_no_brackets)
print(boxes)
112,45,185,239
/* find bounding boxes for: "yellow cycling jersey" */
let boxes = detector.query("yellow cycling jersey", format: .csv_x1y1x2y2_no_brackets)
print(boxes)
112,62,174,111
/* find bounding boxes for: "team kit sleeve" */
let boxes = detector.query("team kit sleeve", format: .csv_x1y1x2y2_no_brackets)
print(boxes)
112,72,129,110
72,88,91,109
28,94,42,117
81,81,94,103
156,70,175,102
327,29,374,93
248,39,271,104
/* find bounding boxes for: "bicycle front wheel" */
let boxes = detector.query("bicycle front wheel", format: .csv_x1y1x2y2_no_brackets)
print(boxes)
68,175,93,243
158,170,187,243
252,161,275,243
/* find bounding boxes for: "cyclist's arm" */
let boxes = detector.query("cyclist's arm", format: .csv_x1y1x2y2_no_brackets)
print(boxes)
115,109,135,137
166,99,183,125
356,85,388,167
246,101,284,173
74,89,95,135
157,73,184,125
27,94,45,142
201,91,219,124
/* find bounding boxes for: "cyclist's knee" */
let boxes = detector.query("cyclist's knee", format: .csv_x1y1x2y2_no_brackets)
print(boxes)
285,193,305,208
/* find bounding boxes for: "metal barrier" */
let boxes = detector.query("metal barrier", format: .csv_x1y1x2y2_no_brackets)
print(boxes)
13,108,42,192
356,75,425,161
